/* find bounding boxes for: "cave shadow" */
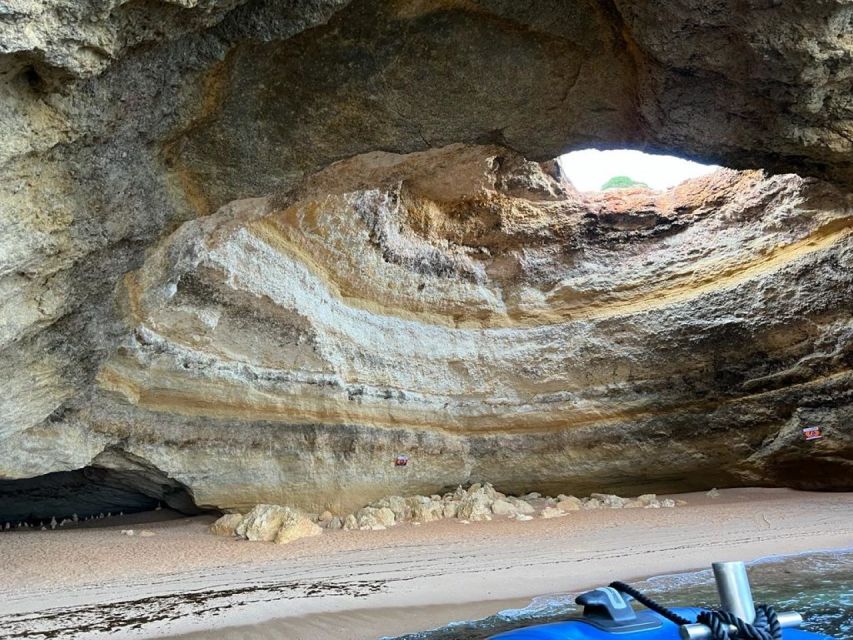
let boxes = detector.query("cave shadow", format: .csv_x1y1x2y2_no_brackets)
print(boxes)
0,466,209,527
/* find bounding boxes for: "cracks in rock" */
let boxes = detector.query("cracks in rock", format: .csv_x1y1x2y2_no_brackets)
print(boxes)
594,0,650,142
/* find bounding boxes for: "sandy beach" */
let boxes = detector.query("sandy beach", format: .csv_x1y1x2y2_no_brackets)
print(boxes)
0,488,850,640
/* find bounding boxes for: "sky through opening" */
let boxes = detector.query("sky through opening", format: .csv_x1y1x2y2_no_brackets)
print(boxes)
559,149,720,192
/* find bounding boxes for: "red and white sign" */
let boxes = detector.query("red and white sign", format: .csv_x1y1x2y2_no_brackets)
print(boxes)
802,426,822,441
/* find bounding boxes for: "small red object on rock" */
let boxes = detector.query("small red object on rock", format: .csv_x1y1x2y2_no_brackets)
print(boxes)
802,426,822,441
394,455,409,466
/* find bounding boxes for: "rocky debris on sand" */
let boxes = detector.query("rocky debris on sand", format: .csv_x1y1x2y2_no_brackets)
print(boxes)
353,485,683,523
212,484,686,539
355,506,396,530
591,493,627,508
372,495,409,521
229,504,321,544
707,488,721,498
274,512,323,545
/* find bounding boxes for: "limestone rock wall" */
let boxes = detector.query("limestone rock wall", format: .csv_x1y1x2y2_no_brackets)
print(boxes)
1,1,851,513
13,143,853,513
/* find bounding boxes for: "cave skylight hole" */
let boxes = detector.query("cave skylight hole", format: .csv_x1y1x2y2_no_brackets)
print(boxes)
559,149,720,192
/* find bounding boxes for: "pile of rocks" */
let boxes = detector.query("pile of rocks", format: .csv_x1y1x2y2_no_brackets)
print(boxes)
210,484,683,543
343,483,534,530
339,485,679,530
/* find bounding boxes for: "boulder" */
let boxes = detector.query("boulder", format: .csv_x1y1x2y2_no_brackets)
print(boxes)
490,499,518,516
442,501,459,519
236,504,291,542
376,507,397,526
274,512,323,545
556,496,582,512
356,506,396,530
458,490,493,521
374,496,409,521
407,496,443,523
540,507,567,519
209,513,244,537
509,497,536,514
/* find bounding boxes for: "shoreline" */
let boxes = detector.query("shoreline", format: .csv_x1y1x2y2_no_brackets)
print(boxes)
0,488,851,640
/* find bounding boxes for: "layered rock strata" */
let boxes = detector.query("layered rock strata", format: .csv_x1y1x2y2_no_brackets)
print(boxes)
9,143,845,513
2,2,852,514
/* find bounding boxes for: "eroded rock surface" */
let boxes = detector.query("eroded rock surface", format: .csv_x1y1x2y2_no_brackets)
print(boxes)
2,2,852,512
10,143,849,513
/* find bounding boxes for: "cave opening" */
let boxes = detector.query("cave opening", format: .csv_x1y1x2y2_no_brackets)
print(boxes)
0,466,207,529
558,148,721,192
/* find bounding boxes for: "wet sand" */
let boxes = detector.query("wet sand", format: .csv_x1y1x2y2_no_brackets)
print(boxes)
0,488,850,640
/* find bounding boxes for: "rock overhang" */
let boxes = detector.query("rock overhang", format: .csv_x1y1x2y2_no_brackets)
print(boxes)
1,1,851,512
80,144,853,511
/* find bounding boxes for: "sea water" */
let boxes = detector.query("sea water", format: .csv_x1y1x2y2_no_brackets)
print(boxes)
388,550,852,640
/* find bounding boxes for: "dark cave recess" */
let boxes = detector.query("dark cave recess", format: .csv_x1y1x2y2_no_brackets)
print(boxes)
0,466,203,525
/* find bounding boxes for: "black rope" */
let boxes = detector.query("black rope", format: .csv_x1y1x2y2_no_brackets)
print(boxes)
697,606,782,640
608,581,783,640
608,581,693,626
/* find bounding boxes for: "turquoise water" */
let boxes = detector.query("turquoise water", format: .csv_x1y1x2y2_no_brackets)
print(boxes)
389,550,852,640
